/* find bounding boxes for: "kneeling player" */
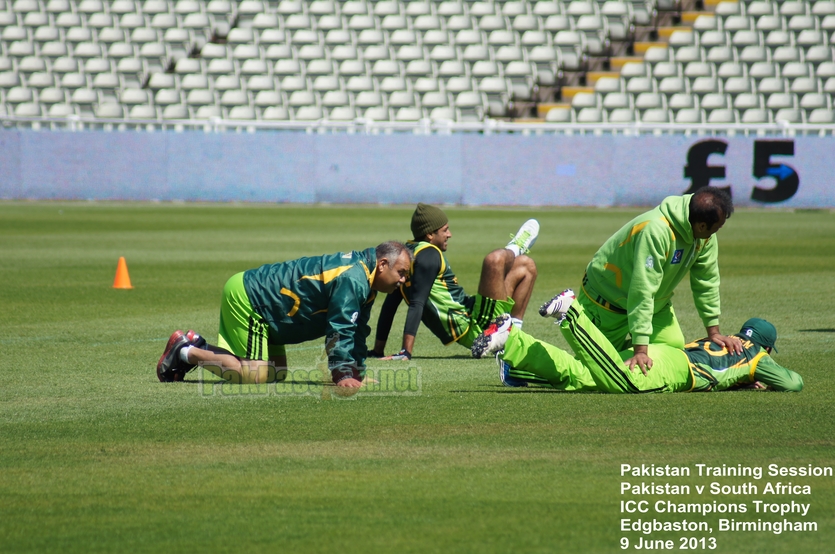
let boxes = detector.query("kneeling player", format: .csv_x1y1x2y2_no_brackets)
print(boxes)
156,242,412,389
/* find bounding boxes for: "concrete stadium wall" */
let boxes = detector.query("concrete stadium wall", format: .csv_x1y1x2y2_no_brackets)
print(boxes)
0,130,832,208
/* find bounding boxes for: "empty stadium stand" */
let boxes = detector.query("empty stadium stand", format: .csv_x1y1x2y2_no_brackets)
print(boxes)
0,0,833,131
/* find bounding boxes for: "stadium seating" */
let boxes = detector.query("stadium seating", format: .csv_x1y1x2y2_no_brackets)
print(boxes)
0,0,833,126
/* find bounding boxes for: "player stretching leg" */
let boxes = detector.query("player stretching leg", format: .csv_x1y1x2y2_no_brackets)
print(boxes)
472,290,803,394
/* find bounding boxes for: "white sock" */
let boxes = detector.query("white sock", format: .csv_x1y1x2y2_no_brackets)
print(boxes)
506,244,521,257
179,345,193,363
511,317,523,329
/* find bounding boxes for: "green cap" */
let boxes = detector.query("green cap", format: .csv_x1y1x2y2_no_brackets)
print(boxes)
740,318,778,352
411,203,448,240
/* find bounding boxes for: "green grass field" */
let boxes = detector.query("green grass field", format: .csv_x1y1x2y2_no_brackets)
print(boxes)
1,202,834,554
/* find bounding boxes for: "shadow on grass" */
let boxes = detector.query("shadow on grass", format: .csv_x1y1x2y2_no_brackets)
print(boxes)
183,379,324,386
450,387,569,394
412,355,473,360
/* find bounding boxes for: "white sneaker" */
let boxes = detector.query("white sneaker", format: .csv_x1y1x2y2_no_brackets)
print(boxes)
507,219,539,255
539,289,576,323
471,314,512,358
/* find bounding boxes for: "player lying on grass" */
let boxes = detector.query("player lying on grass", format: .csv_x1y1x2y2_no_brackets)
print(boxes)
371,202,540,387
156,241,413,389
471,289,803,393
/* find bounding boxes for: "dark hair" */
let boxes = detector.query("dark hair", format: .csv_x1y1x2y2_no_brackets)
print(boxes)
376,241,413,264
689,187,734,229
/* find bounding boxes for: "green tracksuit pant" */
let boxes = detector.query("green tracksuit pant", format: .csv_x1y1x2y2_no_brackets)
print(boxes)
500,303,693,394
576,286,687,351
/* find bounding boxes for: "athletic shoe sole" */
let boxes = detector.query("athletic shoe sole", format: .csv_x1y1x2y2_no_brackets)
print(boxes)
471,314,512,359
539,289,576,322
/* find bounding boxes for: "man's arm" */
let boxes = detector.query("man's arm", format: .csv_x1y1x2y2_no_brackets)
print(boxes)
352,299,374,368
689,235,721,327
371,292,402,356
752,354,803,392
689,237,742,353
623,225,668,374
325,276,369,387
391,247,442,358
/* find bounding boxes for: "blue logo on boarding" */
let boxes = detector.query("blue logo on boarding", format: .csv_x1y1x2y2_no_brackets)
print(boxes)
671,249,684,264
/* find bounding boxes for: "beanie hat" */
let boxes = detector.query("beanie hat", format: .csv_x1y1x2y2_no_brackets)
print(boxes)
411,203,449,240
739,318,779,352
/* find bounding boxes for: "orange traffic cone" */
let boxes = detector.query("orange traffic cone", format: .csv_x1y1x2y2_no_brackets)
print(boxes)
113,257,133,289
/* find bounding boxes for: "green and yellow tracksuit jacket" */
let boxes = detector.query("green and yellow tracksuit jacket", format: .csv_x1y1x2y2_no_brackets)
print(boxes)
243,248,377,382
685,335,803,392
583,194,721,347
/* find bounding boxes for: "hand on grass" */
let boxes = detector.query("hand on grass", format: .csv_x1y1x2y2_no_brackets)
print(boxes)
381,349,411,361
736,381,768,391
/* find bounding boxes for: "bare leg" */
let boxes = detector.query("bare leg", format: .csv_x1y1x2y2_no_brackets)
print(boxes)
476,248,516,300
505,255,537,319
187,346,285,384
476,249,537,319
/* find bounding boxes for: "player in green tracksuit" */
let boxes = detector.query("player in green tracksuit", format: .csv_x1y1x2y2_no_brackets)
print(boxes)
579,187,743,375
378,239,513,347
472,291,802,394
156,242,412,388
373,203,539,364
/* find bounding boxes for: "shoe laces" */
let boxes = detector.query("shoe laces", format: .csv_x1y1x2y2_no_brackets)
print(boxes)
509,231,532,254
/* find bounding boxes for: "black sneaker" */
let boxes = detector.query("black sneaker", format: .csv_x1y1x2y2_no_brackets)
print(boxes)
157,330,191,382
